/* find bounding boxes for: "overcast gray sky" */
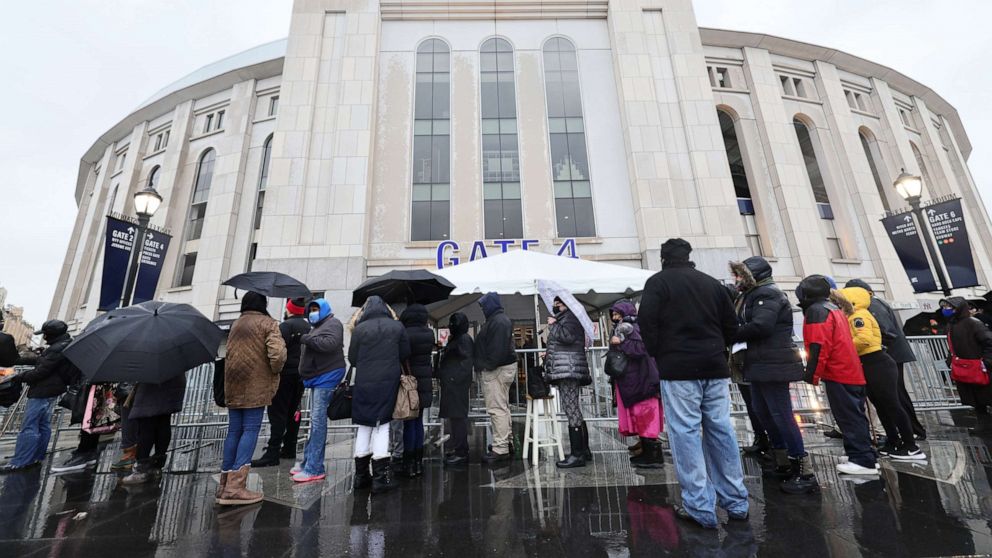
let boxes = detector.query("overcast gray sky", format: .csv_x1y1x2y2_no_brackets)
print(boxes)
1,0,990,327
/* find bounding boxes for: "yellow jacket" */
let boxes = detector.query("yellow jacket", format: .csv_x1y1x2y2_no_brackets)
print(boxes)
839,287,882,356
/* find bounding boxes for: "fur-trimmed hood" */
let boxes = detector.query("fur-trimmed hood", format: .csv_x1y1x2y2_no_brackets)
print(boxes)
729,256,773,292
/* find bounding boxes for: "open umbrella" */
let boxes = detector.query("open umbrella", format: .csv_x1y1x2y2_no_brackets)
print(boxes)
223,271,311,298
537,279,596,346
352,269,455,307
64,301,224,384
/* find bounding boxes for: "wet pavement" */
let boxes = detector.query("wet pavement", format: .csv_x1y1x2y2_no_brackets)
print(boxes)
2,410,991,557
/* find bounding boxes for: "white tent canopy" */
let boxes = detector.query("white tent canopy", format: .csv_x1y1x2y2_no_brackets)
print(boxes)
428,250,655,322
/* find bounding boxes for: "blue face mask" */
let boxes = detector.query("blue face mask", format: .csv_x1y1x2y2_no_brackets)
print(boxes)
308,311,321,324
941,308,955,318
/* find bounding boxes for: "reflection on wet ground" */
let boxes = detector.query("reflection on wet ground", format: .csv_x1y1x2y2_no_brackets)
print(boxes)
2,410,991,557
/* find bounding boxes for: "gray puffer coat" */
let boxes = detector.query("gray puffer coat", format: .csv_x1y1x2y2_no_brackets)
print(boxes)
544,309,590,385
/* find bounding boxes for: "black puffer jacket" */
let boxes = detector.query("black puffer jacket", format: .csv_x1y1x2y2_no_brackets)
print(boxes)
473,293,517,371
348,297,411,427
438,313,473,419
730,257,804,383
279,316,312,374
129,374,186,419
400,304,435,409
19,333,76,399
544,309,590,385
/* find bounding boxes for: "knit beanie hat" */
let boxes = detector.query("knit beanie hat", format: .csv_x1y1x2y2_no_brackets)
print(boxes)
286,297,307,316
660,238,692,262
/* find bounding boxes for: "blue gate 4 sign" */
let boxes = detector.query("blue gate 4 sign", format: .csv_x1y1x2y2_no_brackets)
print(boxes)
925,198,979,289
880,213,938,294
98,217,137,311
436,238,578,269
133,230,172,305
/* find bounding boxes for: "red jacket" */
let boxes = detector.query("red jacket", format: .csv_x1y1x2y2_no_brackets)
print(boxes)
802,301,865,386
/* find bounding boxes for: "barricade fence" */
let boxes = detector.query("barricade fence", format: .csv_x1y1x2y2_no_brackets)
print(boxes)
0,336,965,472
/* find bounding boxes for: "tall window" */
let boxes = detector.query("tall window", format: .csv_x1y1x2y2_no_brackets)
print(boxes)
718,110,762,256
411,39,450,241
859,131,890,212
248,136,272,270
147,166,160,191
910,142,932,196
176,149,215,286
481,38,522,239
794,118,842,258
543,38,595,237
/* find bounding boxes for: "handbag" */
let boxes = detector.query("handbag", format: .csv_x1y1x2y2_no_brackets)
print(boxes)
327,366,354,420
526,364,549,399
604,349,629,378
392,365,420,420
212,358,226,408
947,333,991,386
82,384,121,434
58,381,89,426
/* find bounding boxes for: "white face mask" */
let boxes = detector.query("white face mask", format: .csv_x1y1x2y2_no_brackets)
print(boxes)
308,311,321,324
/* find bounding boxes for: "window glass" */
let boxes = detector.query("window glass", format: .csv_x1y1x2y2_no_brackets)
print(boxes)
860,133,890,212
147,166,160,190
793,120,830,205
411,39,450,240
178,253,197,287
718,111,753,201
481,38,523,239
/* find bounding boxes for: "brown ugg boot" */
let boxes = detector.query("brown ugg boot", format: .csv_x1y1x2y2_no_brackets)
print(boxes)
214,471,229,503
217,465,263,506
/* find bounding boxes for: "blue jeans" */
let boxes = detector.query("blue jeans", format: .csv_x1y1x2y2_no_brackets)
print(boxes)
10,397,57,467
750,381,805,458
403,412,424,451
300,387,333,476
660,379,749,527
222,407,264,471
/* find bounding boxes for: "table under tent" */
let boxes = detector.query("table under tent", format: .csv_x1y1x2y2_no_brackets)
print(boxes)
426,249,655,431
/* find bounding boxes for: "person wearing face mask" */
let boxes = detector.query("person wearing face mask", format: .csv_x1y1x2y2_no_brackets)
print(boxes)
291,298,346,483
545,296,593,468
941,297,992,435
252,297,312,468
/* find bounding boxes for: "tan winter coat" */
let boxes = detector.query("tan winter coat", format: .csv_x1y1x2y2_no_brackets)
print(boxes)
224,311,287,409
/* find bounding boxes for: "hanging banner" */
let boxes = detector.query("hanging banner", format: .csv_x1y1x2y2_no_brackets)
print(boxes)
98,217,137,311
925,198,979,289
132,229,172,304
880,213,938,294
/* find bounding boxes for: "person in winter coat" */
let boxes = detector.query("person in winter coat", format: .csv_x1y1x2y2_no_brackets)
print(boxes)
399,304,435,478
347,296,411,494
845,279,926,439
796,276,877,475
438,313,474,466
638,239,748,529
473,292,517,464
217,292,287,506
941,296,992,435
838,287,923,460
291,298,345,483
0,320,75,474
254,298,312,468
608,300,663,469
120,374,187,484
730,258,817,494
545,296,592,468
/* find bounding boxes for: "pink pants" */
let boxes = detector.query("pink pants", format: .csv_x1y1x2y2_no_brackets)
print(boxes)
616,386,663,439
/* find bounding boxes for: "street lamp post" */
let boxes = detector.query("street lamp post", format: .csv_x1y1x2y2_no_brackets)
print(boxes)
120,185,164,307
893,169,951,297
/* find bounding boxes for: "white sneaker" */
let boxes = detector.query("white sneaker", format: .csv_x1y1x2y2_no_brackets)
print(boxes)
836,462,880,475
289,462,303,476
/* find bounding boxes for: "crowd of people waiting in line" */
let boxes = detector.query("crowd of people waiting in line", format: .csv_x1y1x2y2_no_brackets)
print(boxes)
1,238,991,529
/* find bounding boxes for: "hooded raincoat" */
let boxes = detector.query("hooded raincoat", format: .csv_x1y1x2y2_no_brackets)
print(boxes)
473,293,516,372
838,287,884,357
400,304,435,408
347,296,411,427
437,313,474,419
609,301,663,438
796,275,864,386
299,298,345,383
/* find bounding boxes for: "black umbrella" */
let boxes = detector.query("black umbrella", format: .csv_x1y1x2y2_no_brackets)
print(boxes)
222,271,311,298
351,269,456,307
63,301,224,384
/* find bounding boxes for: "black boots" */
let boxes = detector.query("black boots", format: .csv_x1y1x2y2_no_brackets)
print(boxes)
761,449,791,479
780,452,820,495
353,455,372,490
402,448,424,478
371,457,396,494
629,438,664,469
742,432,770,455
579,423,593,460
969,412,992,436
251,448,281,468
556,427,587,469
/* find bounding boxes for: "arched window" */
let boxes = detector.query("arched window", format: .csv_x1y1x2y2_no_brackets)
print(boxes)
176,149,215,286
411,39,450,241
481,38,522,239
717,110,762,255
248,136,272,270
543,37,595,237
859,131,890,212
147,166,160,191
910,142,932,196
793,118,842,258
